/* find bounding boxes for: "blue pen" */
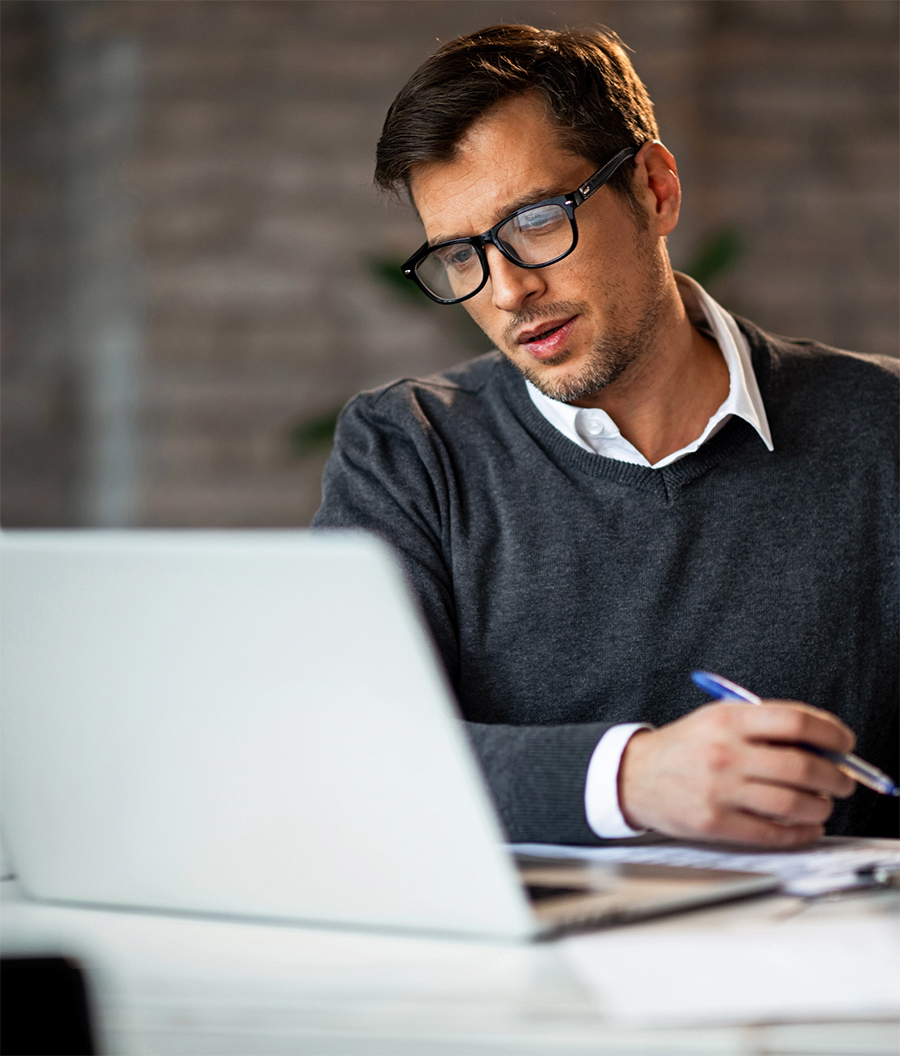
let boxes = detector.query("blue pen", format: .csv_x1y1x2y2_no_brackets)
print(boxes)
691,670,899,798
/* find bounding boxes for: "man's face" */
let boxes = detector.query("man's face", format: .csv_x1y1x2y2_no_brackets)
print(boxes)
409,94,670,403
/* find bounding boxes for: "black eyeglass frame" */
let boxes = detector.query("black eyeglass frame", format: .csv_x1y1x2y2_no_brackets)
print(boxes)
401,146,639,305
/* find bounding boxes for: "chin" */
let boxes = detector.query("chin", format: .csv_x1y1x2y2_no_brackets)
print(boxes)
517,353,617,403
525,370,604,403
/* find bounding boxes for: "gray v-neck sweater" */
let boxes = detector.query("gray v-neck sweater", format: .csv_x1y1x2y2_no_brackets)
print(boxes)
313,318,898,841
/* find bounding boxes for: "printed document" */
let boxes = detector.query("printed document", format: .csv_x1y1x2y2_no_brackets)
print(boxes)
512,836,900,896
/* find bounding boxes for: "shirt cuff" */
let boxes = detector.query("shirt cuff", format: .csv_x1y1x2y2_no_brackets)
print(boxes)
584,723,653,838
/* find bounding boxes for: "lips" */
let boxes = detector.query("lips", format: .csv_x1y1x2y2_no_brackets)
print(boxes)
516,316,578,360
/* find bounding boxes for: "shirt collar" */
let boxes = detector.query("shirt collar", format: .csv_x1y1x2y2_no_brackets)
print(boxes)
525,273,774,467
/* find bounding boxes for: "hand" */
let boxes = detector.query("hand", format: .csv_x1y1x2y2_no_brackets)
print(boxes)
618,701,857,846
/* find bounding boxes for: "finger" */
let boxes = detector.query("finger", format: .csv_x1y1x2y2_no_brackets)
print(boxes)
739,701,856,754
740,742,857,799
691,808,824,848
731,781,834,826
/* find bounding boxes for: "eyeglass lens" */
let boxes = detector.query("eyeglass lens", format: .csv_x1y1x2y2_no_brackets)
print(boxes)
415,203,573,302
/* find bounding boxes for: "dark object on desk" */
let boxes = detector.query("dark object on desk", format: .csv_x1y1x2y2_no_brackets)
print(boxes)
0,957,96,1055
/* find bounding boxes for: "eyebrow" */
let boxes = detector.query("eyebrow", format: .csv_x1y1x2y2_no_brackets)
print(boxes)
426,183,569,248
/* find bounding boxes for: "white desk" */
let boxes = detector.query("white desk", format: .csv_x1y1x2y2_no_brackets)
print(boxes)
3,877,898,1056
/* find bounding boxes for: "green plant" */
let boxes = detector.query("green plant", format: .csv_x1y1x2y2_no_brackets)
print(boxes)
681,228,744,287
289,409,342,457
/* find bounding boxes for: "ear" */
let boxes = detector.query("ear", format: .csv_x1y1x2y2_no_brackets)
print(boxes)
633,141,680,237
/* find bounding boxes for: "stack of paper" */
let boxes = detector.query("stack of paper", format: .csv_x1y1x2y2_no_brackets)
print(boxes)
513,836,900,896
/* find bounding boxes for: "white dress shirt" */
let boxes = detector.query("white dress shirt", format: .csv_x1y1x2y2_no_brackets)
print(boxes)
526,274,774,837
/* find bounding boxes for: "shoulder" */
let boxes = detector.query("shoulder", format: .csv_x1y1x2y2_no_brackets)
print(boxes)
315,352,513,532
358,351,504,406
736,317,898,416
337,352,507,433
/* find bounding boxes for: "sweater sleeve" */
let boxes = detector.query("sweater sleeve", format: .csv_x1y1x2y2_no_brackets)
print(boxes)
312,390,613,844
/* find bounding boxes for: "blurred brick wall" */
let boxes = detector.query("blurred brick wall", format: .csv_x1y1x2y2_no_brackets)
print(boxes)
2,0,74,525
2,0,897,528
694,1,899,357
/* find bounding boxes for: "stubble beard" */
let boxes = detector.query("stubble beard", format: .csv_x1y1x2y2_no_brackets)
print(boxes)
508,251,669,404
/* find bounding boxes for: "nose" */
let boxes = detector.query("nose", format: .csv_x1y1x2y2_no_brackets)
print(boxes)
485,246,546,313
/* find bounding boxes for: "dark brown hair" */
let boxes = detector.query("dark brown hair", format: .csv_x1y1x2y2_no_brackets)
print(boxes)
375,24,659,208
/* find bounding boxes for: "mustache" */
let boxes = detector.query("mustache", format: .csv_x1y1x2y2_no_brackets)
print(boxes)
502,301,587,344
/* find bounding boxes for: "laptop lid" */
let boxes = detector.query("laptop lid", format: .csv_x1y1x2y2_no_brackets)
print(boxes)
1,530,535,939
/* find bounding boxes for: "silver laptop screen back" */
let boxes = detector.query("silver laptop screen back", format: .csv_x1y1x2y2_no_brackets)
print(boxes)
1,530,533,938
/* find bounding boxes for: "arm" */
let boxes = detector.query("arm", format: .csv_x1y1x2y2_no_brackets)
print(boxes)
313,391,619,843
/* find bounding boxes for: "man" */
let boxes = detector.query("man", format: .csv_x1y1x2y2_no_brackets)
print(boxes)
313,25,898,845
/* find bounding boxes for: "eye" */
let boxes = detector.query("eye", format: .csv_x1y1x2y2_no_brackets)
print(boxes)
436,243,478,270
514,205,566,234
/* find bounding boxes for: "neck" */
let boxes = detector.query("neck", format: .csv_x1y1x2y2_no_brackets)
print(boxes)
571,278,729,465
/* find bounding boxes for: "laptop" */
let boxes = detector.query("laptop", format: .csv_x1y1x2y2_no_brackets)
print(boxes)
0,530,775,939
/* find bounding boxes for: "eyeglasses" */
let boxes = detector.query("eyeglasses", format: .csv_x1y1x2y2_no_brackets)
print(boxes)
401,146,638,305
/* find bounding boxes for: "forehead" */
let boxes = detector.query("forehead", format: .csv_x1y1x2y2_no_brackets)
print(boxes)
409,93,591,242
